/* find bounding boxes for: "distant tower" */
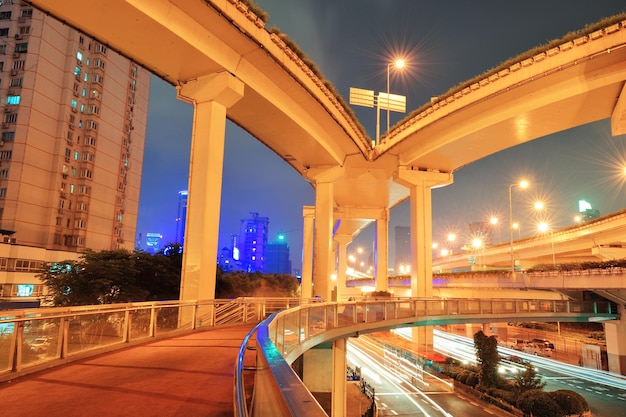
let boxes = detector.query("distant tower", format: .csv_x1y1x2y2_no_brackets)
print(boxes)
394,226,411,274
145,233,162,254
237,212,269,272
265,234,292,274
175,190,188,244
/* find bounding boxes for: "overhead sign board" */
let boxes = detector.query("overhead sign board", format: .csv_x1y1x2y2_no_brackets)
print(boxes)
349,87,375,108
378,92,406,113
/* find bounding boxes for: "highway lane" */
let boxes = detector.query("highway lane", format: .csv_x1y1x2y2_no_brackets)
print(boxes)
348,337,505,417
428,329,626,416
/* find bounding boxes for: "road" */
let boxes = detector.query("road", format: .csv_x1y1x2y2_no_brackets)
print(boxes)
348,337,504,417
431,329,626,417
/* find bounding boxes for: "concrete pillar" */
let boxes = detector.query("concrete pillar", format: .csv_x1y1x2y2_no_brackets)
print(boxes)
310,167,343,300
302,343,333,393
314,182,334,301
605,305,626,375
393,169,453,298
334,234,353,302
176,72,244,301
301,206,315,299
375,209,389,292
332,338,348,417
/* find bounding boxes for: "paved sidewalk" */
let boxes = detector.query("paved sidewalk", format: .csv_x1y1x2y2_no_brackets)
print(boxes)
0,324,255,417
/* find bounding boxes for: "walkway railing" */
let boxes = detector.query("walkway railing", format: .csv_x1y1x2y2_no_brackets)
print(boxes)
0,297,308,381
237,298,618,417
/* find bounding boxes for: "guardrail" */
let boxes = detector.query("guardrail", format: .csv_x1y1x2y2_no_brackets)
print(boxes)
237,298,618,417
0,297,309,382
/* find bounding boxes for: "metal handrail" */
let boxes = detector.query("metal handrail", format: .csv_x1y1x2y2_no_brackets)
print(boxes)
234,318,267,417
242,297,618,417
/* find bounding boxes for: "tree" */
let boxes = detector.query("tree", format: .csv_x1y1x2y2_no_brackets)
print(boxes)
473,330,500,388
38,249,181,306
514,361,546,395
215,270,299,298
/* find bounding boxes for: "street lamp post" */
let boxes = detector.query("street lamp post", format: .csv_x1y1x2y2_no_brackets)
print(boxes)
509,180,529,273
472,237,485,269
538,222,556,265
387,59,405,132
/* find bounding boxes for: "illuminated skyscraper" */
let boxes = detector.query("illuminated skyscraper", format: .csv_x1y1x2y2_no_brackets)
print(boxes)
265,234,291,274
175,190,188,245
237,212,269,272
0,4,150,307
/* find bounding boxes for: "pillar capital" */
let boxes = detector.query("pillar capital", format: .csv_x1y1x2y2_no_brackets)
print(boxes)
306,165,345,184
335,206,388,221
333,234,353,245
176,71,244,108
393,167,453,189
303,205,316,219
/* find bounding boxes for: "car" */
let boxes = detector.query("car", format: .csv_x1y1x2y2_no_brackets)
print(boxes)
25,337,51,353
523,342,552,357
530,338,555,350
498,338,524,350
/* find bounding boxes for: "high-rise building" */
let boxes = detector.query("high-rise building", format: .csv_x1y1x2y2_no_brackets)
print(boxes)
237,212,269,272
265,234,291,274
175,190,188,245
145,233,163,254
0,4,150,308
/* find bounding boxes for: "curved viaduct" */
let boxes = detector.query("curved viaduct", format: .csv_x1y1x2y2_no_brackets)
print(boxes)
26,1,626,301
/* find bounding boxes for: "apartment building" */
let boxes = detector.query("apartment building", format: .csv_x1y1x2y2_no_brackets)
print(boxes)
0,2,150,308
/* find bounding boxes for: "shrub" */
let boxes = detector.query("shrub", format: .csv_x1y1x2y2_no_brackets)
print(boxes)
549,390,588,415
517,390,565,417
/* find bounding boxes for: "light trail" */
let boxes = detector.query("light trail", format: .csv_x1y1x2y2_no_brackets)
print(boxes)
348,338,454,417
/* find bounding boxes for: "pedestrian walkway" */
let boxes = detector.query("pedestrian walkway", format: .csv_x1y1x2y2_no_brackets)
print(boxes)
0,324,255,417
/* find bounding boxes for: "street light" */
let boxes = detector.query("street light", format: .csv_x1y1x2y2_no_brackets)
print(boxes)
538,221,556,265
472,237,486,269
512,222,521,239
509,180,529,273
489,216,500,244
387,59,405,132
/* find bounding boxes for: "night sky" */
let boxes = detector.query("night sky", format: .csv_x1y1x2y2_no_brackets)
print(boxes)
137,1,626,272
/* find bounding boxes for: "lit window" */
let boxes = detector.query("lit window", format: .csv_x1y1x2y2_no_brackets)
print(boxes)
74,66,81,76
76,51,83,61
6,95,20,105
71,99,77,108
73,151,79,160
16,284,33,297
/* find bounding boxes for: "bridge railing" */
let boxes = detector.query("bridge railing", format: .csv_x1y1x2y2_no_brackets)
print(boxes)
240,297,618,417
0,297,311,382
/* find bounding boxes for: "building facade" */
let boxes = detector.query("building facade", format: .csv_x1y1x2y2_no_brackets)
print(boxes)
237,212,269,273
0,3,150,308
265,239,291,274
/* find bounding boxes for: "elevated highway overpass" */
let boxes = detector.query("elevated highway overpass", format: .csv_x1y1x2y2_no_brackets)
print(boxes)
25,0,626,303
16,3,626,412
432,209,626,271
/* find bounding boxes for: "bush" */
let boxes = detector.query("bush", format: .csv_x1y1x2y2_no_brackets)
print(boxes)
549,390,588,415
485,387,516,405
517,390,565,417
